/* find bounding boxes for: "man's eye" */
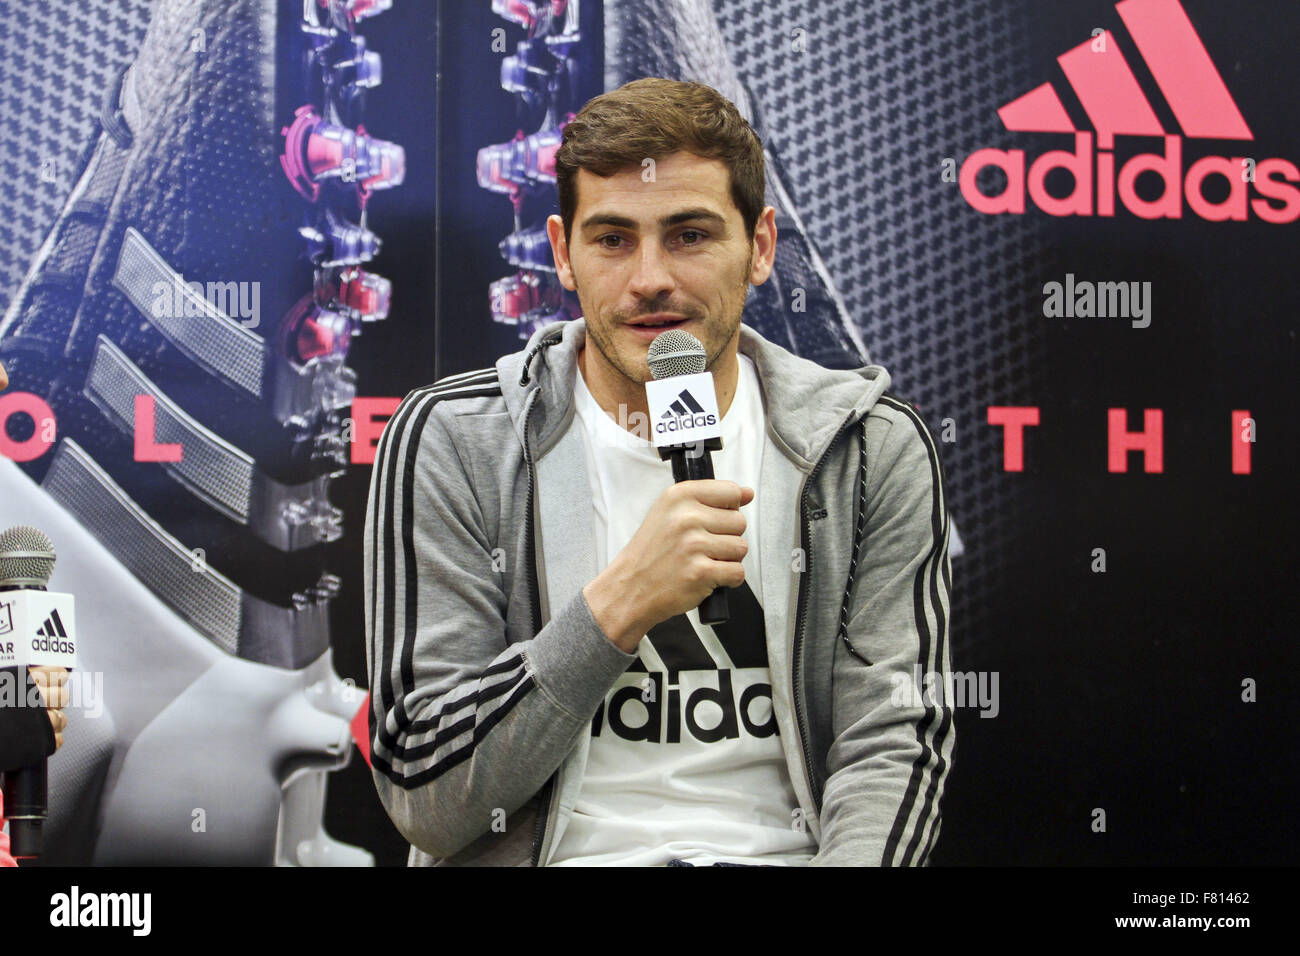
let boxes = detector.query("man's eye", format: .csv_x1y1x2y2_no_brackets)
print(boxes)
679,230,705,245
598,235,624,249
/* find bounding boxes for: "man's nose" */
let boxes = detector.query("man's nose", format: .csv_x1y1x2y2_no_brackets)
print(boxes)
626,241,675,301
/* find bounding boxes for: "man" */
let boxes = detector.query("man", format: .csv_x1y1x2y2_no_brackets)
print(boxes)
364,78,954,866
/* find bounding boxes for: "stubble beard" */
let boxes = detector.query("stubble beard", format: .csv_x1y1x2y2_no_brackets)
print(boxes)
577,248,753,387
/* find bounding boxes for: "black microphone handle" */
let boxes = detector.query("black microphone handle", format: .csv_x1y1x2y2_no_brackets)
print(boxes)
3,763,46,858
667,440,730,625
0,581,51,860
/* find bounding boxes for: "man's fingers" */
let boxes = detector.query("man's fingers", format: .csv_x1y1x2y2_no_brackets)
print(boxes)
676,479,754,510
47,709,67,734
705,557,747,589
696,506,747,536
48,707,67,749
701,530,748,562
32,677,71,709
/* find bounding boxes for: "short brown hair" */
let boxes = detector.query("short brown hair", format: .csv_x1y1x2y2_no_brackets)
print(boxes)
555,78,766,245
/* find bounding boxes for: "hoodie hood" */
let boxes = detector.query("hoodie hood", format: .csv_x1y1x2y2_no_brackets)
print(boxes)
496,318,890,469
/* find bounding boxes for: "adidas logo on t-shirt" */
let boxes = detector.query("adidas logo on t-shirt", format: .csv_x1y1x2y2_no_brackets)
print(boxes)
591,580,775,744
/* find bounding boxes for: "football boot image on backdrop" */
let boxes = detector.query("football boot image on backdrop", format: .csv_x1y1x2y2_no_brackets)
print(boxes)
0,0,403,864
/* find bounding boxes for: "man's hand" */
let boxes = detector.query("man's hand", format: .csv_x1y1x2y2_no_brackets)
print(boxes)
582,480,755,653
28,666,69,751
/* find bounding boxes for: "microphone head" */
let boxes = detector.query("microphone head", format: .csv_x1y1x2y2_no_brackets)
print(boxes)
0,525,56,587
646,329,707,379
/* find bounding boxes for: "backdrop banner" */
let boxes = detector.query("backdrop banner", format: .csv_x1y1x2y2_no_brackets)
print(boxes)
0,0,1292,867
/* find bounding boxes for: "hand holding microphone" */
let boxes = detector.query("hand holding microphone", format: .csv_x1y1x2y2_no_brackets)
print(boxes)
0,525,76,860
644,329,736,625
584,479,754,653
0,354,74,863
584,329,747,651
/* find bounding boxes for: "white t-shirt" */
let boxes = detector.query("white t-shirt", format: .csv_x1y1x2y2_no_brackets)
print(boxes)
548,354,817,866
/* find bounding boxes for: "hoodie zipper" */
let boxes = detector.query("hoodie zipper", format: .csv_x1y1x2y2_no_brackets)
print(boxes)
791,410,862,815
528,472,556,867
513,331,568,866
519,387,557,868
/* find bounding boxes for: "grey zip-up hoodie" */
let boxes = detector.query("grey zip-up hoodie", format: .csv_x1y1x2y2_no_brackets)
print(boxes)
363,317,954,866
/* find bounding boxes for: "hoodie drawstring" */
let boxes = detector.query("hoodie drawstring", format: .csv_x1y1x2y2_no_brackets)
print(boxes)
518,329,565,386
838,417,873,666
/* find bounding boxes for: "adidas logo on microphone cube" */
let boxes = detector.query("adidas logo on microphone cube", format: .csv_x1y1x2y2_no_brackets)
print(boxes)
0,592,78,668
645,372,722,447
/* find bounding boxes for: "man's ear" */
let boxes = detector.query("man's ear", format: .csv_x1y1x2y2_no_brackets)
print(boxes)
546,214,577,291
748,206,777,287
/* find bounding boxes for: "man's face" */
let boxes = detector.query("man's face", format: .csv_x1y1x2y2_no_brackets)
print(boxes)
547,150,775,384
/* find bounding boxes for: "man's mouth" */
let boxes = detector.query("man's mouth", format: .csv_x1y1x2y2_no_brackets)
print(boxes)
626,314,689,330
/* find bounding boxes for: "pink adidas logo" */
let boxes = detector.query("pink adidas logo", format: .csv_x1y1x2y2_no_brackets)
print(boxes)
960,0,1299,222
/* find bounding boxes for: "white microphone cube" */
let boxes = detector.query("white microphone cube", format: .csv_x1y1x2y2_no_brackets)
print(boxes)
0,591,78,669
646,371,723,448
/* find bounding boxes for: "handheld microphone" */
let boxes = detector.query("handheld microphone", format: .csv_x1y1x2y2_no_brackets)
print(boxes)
0,526,70,860
646,330,729,625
